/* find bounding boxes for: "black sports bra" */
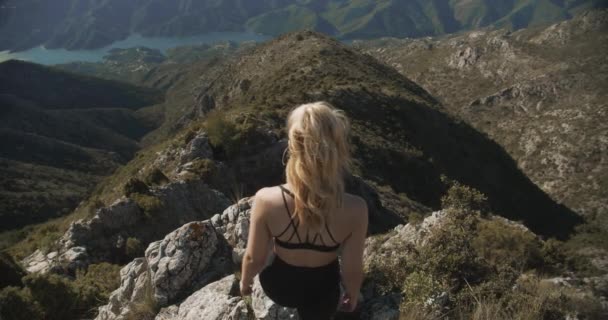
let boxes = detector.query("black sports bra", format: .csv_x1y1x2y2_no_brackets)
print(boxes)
273,185,341,252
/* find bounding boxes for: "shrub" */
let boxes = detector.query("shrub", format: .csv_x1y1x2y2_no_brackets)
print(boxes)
130,193,163,218
125,237,144,259
123,177,150,196
0,286,44,320
407,212,424,226
23,273,95,320
441,181,489,214
473,219,543,271
204,110,267,158
401,271,443,308
205,109,239,157
74,262,121,299
416,209,487,288
498,275,604,320
144,168,169,186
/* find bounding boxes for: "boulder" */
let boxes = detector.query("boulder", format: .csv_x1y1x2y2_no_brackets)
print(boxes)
210,197,253,264
155,275,249,320
178,131,213,165
95,221,232,320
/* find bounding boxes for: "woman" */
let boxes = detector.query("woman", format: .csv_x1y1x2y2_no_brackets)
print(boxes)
240,101,368,320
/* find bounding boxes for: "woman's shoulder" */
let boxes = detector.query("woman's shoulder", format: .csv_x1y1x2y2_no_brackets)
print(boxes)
343,193,368,218
252,186,286,208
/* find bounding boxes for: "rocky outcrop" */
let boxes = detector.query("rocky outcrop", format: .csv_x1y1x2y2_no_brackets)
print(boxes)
22,179,230,275
210,197,253,264
154,275,249,320
154,130,214,172
96,221,232,320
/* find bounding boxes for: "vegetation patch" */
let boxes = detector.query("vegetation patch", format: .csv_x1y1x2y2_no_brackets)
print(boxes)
0,262,121,320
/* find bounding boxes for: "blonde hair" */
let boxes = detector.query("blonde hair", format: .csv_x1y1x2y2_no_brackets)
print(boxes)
285,101,351,230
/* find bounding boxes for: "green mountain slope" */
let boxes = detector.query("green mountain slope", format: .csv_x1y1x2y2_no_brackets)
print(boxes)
0,61,163,231
0,0,605,51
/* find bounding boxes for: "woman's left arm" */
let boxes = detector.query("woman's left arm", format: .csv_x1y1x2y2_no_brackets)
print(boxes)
240,189,272,295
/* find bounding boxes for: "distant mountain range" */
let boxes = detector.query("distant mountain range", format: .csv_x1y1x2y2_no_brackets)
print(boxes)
0,0,606,51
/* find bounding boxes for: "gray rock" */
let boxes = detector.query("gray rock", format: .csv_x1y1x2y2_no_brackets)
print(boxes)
95,221,231,320
157,275,248,320
178,132,213,165
155,306,179,320
211,197,253,264
23,180,230,275
147,221,224,306
22,249,53,274
96,258,150,320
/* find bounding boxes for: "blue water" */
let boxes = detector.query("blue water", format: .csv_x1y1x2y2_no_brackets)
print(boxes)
0,32,270,65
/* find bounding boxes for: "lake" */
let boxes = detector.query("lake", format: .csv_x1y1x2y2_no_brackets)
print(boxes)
0,32,270,65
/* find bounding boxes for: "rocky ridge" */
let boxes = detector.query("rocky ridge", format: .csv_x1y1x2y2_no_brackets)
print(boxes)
93,201,608,320
355,9,608,220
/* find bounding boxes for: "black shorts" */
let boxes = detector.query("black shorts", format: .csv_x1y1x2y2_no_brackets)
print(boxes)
259,255,341,320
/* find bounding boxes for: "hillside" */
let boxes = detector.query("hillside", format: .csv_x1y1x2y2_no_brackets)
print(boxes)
355,9,608,223
2,29,604,320
0,0,605,51
0,61,163,230
11,30,582,265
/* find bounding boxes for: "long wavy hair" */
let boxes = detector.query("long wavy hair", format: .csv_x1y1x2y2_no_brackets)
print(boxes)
285,101,351,230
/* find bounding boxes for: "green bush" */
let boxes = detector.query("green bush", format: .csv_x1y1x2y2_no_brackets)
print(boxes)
125,237,144,259
0,286,44,320
441,181,489,214
204,110,267,159
417,209,487,287
205,110,239,157
130,193,163,218
407,212,424,226
496,275,604,320
74,262,121,299
473,219,543,271
23,273,96,320
401,271,443,308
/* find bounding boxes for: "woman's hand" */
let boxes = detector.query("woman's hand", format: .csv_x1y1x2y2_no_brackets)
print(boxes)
339,293,357,312
240,279,253,296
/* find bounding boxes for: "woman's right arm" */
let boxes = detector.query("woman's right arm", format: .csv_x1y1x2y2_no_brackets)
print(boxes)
340,197,368,311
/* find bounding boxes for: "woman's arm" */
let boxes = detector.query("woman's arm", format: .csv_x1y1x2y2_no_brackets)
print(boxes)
240,189,272,295
340,197,368,311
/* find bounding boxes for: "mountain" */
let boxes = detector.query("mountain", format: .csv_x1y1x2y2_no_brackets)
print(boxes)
3,28,604,320
11,30,581,262
355,9,608,223
0,60,163,230
0,0,606,51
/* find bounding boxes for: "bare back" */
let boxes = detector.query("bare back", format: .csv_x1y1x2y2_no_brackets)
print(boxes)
260,184,367,268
